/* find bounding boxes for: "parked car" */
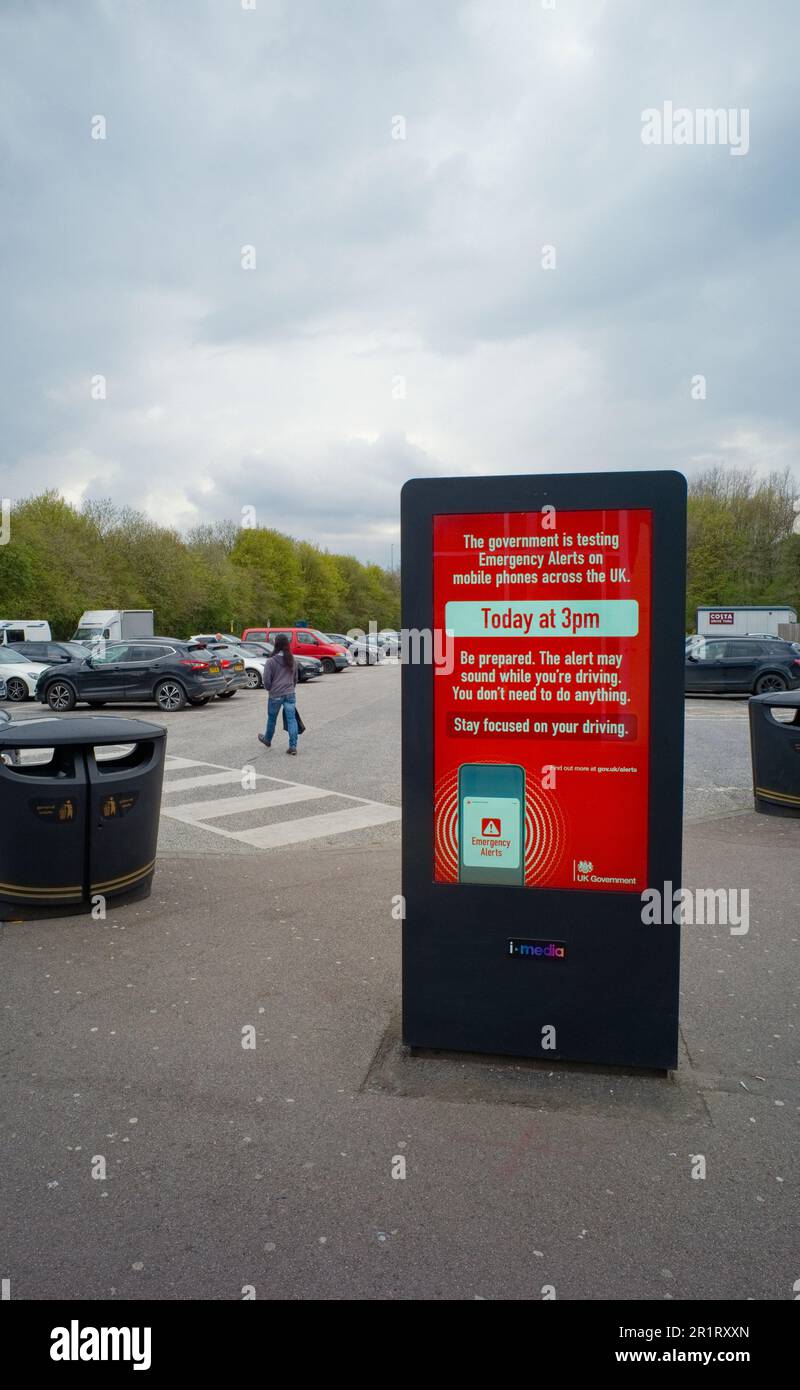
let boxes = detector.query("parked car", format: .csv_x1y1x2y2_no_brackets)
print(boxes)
14,640,90,666
0,646,50,701
378,630,401,657
190,632,250,649
241,640,322,683
685,637,800,695
35,640,226,711
187,639,253,694
242,627,350,673
346,633,383,665
150,636,251,700
688,632,799,647
333,630,400,663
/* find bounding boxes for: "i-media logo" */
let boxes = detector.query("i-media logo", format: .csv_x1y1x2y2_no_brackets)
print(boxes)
508,938,567,961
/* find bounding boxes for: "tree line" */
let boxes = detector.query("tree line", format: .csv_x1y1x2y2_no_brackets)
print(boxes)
686,467,800,629
1,470,798,639
0,492,400,639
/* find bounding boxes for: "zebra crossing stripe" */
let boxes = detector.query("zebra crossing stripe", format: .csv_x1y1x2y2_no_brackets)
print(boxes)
178,800,402,848
162,768,257,792
160,756,400,849
162,784,332,823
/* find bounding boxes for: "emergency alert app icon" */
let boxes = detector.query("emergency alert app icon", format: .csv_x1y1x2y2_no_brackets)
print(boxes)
462,798,520,869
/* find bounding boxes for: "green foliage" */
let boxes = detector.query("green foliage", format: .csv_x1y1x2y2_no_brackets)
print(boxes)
0,492,401,639
8,467,792,641
686,467,799,628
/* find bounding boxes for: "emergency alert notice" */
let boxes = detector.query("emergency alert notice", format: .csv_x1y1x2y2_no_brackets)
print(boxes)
432,509,653,892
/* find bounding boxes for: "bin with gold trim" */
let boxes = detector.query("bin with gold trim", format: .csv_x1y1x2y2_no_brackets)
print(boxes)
748,690,800,818
0,714,166,919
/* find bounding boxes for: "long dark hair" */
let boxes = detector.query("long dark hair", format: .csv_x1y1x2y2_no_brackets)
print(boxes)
273,632,294,670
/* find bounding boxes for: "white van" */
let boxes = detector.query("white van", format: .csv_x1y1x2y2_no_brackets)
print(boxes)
0,619,52,645
72,610,155,642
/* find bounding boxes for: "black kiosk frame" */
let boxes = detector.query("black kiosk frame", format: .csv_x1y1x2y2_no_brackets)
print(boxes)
401,470,687,1071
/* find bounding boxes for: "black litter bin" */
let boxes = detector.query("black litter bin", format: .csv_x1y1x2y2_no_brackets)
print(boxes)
0,714,166,919
748,690,800,818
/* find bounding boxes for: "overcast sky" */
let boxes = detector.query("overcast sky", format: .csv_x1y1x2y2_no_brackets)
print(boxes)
1,0,797,565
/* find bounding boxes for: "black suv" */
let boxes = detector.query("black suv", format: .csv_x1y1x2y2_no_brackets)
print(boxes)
685,637,800,695
35,640,227,712
14,640,90,665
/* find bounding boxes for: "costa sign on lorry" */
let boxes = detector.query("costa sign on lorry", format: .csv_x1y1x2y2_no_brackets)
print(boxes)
401,472,686,1070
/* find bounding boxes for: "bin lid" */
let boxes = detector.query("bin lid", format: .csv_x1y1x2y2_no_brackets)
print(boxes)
749,690,800,707
0,714,167,748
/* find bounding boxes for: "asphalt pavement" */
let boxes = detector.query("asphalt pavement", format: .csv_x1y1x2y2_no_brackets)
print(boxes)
1,667,798,1299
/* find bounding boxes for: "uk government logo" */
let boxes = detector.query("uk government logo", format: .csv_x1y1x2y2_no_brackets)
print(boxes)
572,858,636,887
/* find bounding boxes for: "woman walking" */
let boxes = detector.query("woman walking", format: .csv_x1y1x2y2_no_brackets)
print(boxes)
258,633,299,755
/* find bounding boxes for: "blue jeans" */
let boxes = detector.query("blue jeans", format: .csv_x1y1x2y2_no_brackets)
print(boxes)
265,693,298,749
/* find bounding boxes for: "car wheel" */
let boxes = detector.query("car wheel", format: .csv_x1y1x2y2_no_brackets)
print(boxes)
244,669,262,689
46,681,77,711
6,677,30,702
754,672,788,695
154,680,186,711
321,658,335,674
217,689,237,699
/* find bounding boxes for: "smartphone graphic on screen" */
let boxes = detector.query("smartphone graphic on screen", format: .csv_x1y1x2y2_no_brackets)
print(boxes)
457,763,526,886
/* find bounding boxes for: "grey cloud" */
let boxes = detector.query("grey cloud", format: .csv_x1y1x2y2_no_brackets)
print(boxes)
1,0,798,563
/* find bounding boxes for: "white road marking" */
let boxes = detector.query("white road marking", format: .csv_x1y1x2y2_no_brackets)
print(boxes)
217,802,401,848
163,768,254,792
160,757,400,849
165,784,332,823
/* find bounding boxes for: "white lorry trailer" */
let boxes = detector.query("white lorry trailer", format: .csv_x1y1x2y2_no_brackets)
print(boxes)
72,610,155,642
696,604,798,637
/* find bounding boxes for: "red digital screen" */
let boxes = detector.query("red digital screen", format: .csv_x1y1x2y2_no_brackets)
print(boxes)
433,508,653,892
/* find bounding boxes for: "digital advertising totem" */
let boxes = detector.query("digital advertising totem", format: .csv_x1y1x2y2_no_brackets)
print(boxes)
400,471,687,1070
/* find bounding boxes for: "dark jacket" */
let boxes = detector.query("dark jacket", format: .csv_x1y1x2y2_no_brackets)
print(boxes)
263,654,298,697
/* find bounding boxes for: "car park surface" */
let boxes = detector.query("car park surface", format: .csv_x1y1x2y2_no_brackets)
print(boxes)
2,661,797,1301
